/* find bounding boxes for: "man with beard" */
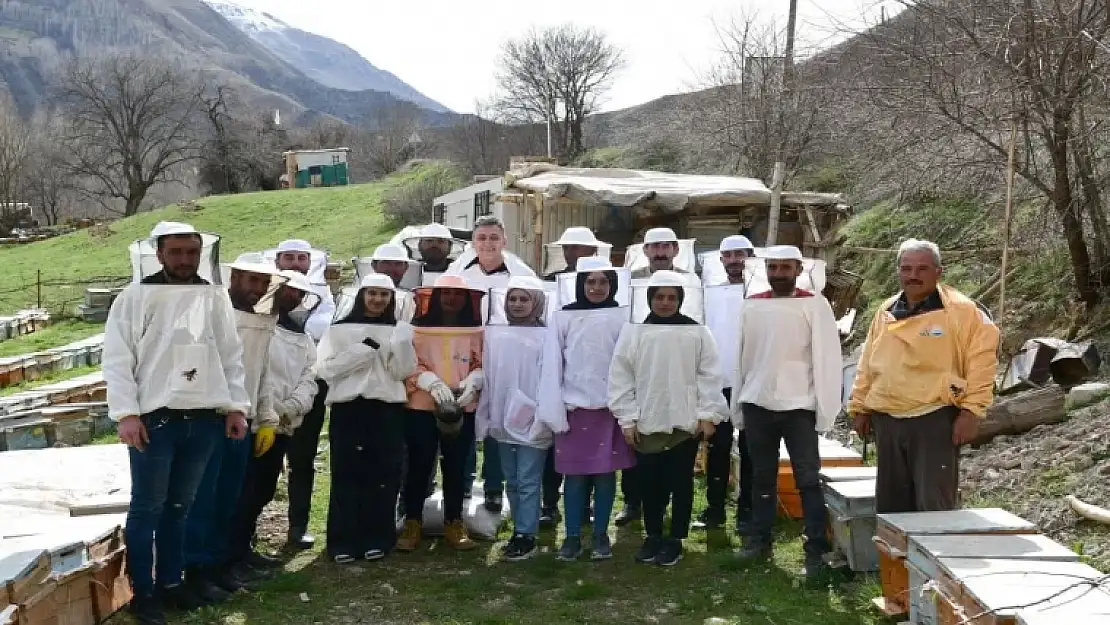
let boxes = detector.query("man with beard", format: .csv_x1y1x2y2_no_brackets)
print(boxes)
184,257,283,601
694,235,755,532
414,223,454,273
274,239,334,550
542,227,602,282
226,271,319,576
849,239,998,515
106,222,249,624
732,245,841,580
619,226,692,526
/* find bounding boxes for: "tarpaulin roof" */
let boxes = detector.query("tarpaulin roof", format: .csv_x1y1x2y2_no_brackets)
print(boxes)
505,165,773,214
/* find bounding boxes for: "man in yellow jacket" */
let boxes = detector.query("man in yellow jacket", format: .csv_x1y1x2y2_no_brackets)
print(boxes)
849,239,1000,513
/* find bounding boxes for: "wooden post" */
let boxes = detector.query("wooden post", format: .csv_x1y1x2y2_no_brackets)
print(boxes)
1000,120,1017,322
533,191,545,270
766,162,786,245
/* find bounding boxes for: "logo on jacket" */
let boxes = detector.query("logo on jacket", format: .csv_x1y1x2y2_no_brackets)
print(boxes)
182,368,198,382
920,327,945,337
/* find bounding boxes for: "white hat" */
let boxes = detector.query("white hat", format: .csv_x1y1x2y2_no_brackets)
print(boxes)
644,227,679,245
759,245,804,261
720,235,754,253
419,223,453,239
575,257,614,272
647,269,689,288
553,227,602,247
358,273,396,291
277,239,313,254
507,275,545,291
148,221,199,243
370,243,411,263
279,269,314,293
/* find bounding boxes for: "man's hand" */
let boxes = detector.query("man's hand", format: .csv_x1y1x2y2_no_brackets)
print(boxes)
852,411,872,438
696,420,716,440
118,415,149,451
952,409,979,445
622,425,639,447
226,411,248,440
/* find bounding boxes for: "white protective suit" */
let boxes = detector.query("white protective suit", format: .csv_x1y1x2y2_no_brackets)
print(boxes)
730,294,843,432
703,284,747,391
260,246,336,343
104,223,250,421
226,259,288,432
315,293,418,407
476,278,553,447
267,323,318,436
608,272,730,434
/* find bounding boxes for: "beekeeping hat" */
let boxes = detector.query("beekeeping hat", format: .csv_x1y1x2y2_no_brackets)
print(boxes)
553,227,603,247
720,235,754,253
647,269,689,288
576,256,614,272
276,239,313,254
759,245,804,261
644,227,679,245
278,269,323,316
370,243,413,263
132,221,222,283
359,273,397,291
631,268,704,323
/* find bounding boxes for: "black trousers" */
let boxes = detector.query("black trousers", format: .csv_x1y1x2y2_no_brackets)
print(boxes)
743,403,830,557
227,435,292,563
872,407,960,514
706,389,753,522
637,437,699,540
404,410,474,523
287,379,328,532
326,399,405,557
620,467,640,510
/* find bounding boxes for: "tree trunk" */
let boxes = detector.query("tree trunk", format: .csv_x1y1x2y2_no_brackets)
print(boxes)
1049,121,1099,308
1071,106,1110,280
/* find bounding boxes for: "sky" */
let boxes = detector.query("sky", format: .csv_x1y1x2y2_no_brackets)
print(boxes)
233,0,898,114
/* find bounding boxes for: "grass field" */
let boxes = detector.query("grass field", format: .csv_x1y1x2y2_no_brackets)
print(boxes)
0,167,430,316
104,426,890,625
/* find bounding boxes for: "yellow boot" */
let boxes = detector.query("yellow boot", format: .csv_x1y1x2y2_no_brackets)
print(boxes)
444,520,476,551
396,519,422,552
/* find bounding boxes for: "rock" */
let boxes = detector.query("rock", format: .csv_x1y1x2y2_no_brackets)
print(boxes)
1073,456,1096,471
1000,457,1021,470
1067,382,1110,409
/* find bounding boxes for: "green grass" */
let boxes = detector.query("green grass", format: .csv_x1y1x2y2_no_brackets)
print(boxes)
103,422,890,625
0,320,104,357
0,168,434,316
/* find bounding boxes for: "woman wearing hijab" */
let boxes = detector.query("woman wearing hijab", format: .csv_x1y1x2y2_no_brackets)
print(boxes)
398,274,486,552
315,273,417,564
476,276,550,561
608,270,729,567
537,257,634,561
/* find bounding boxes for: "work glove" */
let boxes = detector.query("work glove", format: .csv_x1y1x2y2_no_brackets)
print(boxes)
253,425,276,457
416,371,458,413
362,336,380,349
456,370,485,408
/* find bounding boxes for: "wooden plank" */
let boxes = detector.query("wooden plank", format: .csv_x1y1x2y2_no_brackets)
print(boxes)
803,205,822,244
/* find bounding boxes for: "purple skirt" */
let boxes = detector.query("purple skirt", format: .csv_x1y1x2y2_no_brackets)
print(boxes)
553,408,636,476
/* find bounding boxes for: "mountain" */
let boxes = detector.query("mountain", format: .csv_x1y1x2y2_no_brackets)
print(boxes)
0,0,457,127
203,0,449,113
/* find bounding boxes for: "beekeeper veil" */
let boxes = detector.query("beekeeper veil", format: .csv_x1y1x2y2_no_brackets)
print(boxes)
745,245,827,297
631,270,704,324
222,254,288,316
542,227,613,276
624,227,697,275
130,221,221,285
555,256,632,311
276,269,322,332
401,223,469,285
354,243,422,291
488,275,550,327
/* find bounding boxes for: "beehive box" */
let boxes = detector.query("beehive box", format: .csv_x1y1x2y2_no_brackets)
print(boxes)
778,437,863,519
824,478,879,572
818,466,878,483
874,508,1037,617
0,416,51,451
937,557,1110,625
0,549,51,606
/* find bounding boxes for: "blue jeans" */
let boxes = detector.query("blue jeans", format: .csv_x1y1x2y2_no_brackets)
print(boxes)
564,472,617,538
497,442,546,536
465,435,504,496
125,411,222,598
185,428,253,569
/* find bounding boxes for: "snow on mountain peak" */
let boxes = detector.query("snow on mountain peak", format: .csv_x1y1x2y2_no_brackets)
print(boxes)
203,0,288,34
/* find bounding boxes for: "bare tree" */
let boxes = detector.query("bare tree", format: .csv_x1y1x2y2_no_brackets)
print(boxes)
58,55,206,216
444,99,548,175
854,0,1110,308
495,24,625,159
686,13,830,182
23,113,71,225
0,100,29,231
353,102,428,178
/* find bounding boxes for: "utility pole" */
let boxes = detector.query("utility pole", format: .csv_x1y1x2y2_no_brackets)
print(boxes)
784,0,798,93
767,0,798,246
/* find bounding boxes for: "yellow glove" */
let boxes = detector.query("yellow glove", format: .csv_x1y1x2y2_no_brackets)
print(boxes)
253,426,276,458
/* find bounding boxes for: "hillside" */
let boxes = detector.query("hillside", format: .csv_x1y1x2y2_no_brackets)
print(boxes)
0,0,456,126
203,0,448,114
0,166,445,316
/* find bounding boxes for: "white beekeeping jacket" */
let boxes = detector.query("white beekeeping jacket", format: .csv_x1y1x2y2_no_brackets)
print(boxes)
266,323,318,435
607,272,729,435
730,259,842,432
536,262,631,433
103,224,249,421
259,246,335,342
703,283,747,391
476,278,552,448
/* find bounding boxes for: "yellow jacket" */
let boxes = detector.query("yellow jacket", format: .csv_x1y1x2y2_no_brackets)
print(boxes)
849,284,1000,418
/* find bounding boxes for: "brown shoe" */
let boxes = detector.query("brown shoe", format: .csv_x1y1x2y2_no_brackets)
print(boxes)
444,520,476,551
396,520,422,552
